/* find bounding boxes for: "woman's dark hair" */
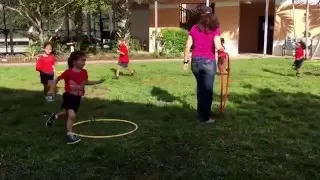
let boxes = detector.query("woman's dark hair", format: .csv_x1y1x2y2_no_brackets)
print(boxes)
298,41,307,50
67,51,86,69
43,42,53,49
197,13,220,33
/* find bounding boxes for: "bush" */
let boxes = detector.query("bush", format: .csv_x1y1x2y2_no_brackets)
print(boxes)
24,41,42,61
129,38,143,52
159,28,188,57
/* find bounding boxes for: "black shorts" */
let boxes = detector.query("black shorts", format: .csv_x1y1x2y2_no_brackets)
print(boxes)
293,60,304,69
61,93,82,113
40,72,54,84
118,62,129,68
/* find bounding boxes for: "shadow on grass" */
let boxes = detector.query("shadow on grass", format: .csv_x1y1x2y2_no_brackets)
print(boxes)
303,72,320,76
262,68,294,77
110,68,131,76
151,86,191,108
0,86,320,179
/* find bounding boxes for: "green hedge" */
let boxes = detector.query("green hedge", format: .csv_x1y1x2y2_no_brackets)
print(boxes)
159,28,188,57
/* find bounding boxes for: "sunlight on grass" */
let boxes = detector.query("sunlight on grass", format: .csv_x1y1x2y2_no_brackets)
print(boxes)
0,58,319,179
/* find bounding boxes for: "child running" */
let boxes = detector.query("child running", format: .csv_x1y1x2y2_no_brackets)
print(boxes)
36,42,56,98
114,38,135,79
46,51,105,144
292,41,306,77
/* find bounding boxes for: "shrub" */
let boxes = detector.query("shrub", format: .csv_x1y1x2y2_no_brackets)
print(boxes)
159,28,188,57
24,41,42,61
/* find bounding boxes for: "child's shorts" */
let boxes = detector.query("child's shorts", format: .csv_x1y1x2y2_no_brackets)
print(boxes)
61,92,82,113
118,62,129,68
293,60,304,69
40,72,54,84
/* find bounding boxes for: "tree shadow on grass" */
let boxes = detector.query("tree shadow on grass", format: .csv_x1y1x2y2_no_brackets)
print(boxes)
303,72,320,76
109,68,131,76
0,86,319,179
262,68,295,77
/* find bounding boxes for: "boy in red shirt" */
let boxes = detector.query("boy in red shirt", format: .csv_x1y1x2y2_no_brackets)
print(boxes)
36,42,56,98
292,41,306,77
46,51,105,144
115,38,135,79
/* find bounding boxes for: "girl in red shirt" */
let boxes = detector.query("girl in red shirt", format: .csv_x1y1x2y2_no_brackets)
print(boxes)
217,38,227,74
114,38,135,79
36,42,56,97
292,41,306,77
46,51,106,144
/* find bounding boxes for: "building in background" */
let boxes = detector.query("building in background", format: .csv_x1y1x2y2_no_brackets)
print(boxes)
130,0,320,57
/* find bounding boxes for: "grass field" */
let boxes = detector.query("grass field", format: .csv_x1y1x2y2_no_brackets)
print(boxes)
0,59,319,179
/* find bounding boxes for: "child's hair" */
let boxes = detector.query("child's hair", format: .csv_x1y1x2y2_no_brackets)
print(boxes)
43,42,53,49
221,38,225,44
67,51,86,69
298,41,307,50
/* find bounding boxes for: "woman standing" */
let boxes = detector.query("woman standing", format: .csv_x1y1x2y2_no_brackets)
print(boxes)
183,7,224,123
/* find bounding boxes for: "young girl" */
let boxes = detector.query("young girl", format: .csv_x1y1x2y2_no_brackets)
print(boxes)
217,38,227,74
292,41,306,77
36,42,56,98
114,38,135,79
46,51,105,144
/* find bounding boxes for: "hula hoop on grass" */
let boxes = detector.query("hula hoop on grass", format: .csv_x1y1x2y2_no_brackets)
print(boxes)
72,119,138,139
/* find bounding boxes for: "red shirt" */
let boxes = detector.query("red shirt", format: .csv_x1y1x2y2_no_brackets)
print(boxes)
218,45,227,59
36,54,55,73
295,47,305,60
59,69,88,96
118,43,129,63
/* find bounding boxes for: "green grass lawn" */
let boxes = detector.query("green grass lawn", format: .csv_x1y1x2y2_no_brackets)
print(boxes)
0,59,320,179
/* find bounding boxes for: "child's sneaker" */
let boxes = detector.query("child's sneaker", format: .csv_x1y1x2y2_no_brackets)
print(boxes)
130,70,136,76
66,134,81,144
45,113,56,127
113,76,119,79
296,72,301,77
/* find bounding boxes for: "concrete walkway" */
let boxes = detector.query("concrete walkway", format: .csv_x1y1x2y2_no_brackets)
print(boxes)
0,54,307,67
0,59,183,67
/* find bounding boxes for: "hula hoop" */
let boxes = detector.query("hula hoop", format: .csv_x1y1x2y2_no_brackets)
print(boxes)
72,119,138,139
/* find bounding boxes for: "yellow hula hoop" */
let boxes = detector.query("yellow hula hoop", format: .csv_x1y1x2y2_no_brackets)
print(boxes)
72,119,138,139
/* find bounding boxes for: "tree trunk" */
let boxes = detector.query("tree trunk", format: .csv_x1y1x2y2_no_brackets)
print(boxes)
114,0,131,39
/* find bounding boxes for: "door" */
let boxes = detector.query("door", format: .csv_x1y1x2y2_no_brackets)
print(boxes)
258,16,274,54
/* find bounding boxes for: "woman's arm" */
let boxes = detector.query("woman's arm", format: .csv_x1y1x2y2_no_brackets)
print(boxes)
184,35,193,62
214,36,224,52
